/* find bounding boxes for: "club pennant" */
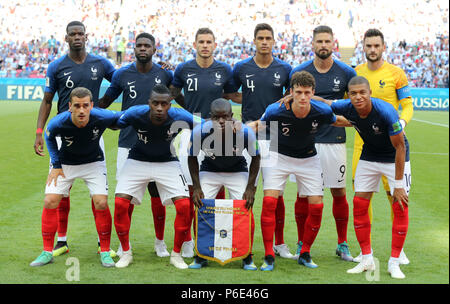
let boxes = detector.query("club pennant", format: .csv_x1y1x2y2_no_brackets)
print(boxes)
195,199,252,265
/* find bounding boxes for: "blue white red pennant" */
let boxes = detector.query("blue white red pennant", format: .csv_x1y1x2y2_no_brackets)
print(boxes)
195,199,251,265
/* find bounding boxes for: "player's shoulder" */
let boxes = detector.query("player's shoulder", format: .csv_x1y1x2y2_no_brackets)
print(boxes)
168,106,192,119
273,57,292,70
333,59,356,76
175,59,195,71
355,62,368,73
214,59,232,69
233,57,254,70
49,110,70,127
311,99,333,114
383,62,408,78
126,104,149,115
265,102,285,116
372,97,397,113
47,55,68,71
292,60,314,72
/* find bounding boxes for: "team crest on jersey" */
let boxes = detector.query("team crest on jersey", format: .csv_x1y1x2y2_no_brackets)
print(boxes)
273,72,281,87
372,123,382,135
310,120,319,133
91,66,98,80
333,77,341,92
214,72,222,86
92,127,100,140
166,129,176,141
379,80,386,88
155,76,162,84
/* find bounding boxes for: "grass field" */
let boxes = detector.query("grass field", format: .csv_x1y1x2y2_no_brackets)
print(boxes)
0,100,448,285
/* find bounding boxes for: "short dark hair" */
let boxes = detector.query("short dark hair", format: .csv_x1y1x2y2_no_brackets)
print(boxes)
151,84,171,97
210,98,232,114
66,21,85,34
363,28,385,44
348,76,371,89
136,32,155,45
254,23,274,38
290,71,316,90
195,28,215,41
69,87,92,102
313,25,333,38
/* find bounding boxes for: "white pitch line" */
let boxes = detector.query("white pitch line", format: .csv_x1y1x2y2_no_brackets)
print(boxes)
412,118,449,128
411,151,449,156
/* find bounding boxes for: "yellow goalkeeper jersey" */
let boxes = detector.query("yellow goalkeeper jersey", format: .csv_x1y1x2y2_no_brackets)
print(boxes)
355,61,414,123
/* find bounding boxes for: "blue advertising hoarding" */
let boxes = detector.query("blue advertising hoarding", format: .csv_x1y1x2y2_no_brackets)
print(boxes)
0,78,448,111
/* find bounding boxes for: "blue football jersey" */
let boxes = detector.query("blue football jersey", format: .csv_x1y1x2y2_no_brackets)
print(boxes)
331,98,410,163
45,108,122,168
290,59,356,143
104,62,173,148
172,59,237,118
233,57,292,123
189,120,259,172
116,105,203,162
45,54,115,113
260,100,336,158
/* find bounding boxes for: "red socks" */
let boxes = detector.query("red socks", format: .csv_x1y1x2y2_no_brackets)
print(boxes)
95,207,112,252
294,195,309,243
353,196,371,255
300,203,323,254
332,195,349,244
260,196,278,257
42,208,58,252
173,198,191,253
151,197,166,240
56,197,70,238
392,202,409,258
274,196,285,245
114,197,131,252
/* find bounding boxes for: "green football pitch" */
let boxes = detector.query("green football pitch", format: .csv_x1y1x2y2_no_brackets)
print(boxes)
0,101,448,284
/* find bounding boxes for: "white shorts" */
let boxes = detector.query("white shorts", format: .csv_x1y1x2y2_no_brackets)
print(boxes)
178,129,204,185
45,161,108,196
263,151,324,196
49,136,108,197
116,147,131,180
289,143,346,189
354,160,412,195
199,171,249,199
115,159,190,205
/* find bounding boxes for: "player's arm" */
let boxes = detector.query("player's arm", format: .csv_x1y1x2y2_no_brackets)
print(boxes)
98,94,116,109
390,132,408,209
399,96,414,129
332,115,352,127
188,156,204,208
44,121,65,186
169,84,186,109
243,154,260,210
34,91,55,156
223,92,242,104
396,71,414,128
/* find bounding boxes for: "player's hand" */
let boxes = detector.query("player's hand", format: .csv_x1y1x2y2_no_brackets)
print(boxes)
159,61,174,71
312,95,332,105
242,185,256,210
47,168,65,187
393,188,409,211
233,120,243,133
192,187,205,208
34,134,45,156
277,94,293,110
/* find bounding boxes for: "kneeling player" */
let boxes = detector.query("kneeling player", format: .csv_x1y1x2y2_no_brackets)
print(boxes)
249,71,350,271
30,87,121,268
113,84,203,269
188,98,261,270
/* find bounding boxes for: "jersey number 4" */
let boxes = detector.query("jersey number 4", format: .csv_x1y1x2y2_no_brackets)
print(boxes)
246,79,255,92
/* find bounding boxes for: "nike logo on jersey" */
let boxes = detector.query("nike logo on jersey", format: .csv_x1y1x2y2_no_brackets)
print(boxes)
64,72,72,76
187,73,196,77
246,74,254,78
281,122,292,126
138,129,148,133
127,81,136,85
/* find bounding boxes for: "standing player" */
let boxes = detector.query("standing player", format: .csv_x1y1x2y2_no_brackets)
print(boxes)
353,29,413,264
249,71,350,270
33,21,115,257
187,98,260,270
112,84,203,269
169,28,240,257
331,76,411,279
99,32,173,258
30,87,121,267
232,23,293,259
288,26,356,261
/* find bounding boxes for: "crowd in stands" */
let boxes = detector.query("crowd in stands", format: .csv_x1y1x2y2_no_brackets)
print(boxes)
0,0,448,88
